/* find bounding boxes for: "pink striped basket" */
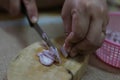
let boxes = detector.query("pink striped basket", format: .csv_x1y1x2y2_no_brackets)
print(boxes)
96,12,120,68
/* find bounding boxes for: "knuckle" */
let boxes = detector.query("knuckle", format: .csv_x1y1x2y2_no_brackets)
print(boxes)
71,8,79,16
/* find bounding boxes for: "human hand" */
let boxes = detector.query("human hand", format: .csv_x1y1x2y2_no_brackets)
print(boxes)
0,0,38,23
61,0,108,57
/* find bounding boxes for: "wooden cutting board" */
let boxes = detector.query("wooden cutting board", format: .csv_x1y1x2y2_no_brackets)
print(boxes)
7,37,89,80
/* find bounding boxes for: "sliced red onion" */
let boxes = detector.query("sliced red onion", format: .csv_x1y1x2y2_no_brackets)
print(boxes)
37,43,68,66
37,48,59,66
49,47,61,63
43,50,55,60
48,48,56,56
38,52,54,66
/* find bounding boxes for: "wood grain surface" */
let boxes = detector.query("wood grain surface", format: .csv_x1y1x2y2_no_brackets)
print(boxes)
7,37,89,80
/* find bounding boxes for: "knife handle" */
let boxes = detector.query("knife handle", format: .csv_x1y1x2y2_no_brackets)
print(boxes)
21,1,34,27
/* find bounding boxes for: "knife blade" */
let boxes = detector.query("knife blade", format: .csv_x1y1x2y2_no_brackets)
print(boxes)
32,23,61,63
21,2,61,63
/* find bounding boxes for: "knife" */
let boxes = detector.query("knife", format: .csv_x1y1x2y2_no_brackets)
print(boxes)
21,2,61,63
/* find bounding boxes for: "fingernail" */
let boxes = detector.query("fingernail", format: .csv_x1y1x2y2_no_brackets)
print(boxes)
31,16,38,23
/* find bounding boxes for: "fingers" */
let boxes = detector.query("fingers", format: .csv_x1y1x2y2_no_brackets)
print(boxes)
64,32,74,53
70,39,96,57
61,0,72,36
70,32,105,57
70,19,104,57
64,9,90,52
70,5,108,57
62,15,72,36
71,9,89,41
87,19,104,46
62,0,108,57
9,0,20,15
86,4,107,47
22,0,38,23
70,15,105,57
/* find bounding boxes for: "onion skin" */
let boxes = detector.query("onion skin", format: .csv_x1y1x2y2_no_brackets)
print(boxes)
37,44,69,66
